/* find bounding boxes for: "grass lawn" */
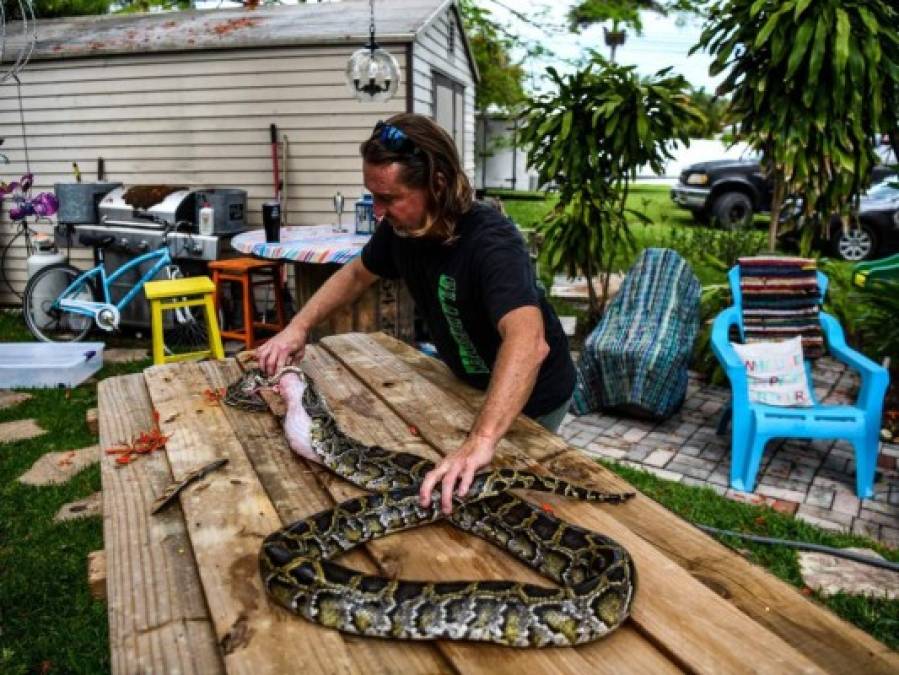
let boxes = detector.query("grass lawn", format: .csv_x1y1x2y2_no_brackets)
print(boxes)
0,310,149,674
502,184,769,286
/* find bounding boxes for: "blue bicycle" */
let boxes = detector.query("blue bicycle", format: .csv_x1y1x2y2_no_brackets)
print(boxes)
23,225,197,343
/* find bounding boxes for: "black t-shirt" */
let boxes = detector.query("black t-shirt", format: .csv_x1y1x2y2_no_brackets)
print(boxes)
361,202,575,418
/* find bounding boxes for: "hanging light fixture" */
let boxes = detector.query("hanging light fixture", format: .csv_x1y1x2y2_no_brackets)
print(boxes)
345,0,400,103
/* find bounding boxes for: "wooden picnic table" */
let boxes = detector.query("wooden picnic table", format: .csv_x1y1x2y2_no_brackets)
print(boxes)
97,332,898,675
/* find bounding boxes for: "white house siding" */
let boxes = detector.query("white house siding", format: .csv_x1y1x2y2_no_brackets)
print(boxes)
411,7,476,178
0,44,408,305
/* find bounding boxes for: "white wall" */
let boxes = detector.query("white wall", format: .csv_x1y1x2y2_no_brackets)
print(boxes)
411,7,476,178
0,44,408,304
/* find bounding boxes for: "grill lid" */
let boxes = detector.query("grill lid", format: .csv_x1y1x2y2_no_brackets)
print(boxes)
99,185,196,228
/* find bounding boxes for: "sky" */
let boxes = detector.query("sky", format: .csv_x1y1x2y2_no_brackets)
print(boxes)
195,0,722,93
477,1,723,94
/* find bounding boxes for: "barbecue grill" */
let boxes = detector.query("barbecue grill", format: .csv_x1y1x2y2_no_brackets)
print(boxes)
69,184,248,328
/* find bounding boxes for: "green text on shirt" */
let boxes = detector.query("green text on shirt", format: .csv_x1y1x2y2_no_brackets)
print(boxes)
437,274,489,375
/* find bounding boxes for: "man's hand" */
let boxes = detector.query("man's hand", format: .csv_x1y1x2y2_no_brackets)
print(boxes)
256,325,308,375
419,434,497,514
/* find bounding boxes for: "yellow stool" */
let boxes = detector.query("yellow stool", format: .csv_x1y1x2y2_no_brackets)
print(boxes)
144,276,225,366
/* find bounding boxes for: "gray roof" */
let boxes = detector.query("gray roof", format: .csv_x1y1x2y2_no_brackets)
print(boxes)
3,0,465,61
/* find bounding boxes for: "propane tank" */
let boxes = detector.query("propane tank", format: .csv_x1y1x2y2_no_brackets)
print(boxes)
27,238,65,281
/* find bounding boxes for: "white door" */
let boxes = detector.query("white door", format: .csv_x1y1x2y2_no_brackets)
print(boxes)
433,72,465,162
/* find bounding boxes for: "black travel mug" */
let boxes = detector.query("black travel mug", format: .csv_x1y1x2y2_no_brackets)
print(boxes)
262,201,281,243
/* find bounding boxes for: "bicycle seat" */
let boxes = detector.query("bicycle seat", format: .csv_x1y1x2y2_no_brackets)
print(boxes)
78,233,116,248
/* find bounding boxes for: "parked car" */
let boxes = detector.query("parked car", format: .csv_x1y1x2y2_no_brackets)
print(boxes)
826,178,899,261
671,157,897,230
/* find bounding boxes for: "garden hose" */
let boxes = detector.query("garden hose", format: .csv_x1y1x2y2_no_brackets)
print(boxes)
697,524,899,573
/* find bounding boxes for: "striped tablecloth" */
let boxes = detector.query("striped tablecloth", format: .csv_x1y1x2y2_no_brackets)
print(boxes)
230,225,371,265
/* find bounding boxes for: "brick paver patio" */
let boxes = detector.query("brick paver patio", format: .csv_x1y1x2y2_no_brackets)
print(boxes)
560,357,899,548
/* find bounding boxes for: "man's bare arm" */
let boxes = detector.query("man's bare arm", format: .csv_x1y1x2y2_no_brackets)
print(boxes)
257,258,379,374
419,305,549,513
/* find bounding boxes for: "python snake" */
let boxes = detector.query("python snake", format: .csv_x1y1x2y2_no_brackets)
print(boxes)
225,367,637,647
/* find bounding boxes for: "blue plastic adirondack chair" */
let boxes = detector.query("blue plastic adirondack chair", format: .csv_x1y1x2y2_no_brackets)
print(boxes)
711,266,889,498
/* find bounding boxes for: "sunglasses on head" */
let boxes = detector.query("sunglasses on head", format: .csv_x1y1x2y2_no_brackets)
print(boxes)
372,120,419,155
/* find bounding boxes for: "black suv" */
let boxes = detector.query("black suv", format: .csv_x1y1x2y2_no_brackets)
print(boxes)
670,157,897,231
670,158,768,228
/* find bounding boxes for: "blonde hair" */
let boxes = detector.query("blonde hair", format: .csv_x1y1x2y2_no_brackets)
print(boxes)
361,113,473,242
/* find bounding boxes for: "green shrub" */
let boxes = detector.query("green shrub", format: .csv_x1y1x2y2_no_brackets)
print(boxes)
819,259,898,370
850,279,899,372
658,225,768,274
691,283,733,384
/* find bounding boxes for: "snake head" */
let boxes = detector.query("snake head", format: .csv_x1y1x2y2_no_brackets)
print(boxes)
241,369,268,394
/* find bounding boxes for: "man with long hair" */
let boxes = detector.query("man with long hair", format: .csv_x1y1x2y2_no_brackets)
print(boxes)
257,113,575,514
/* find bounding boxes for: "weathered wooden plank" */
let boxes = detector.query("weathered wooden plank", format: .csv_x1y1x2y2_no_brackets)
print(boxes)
301,345,682,675
368,331,563,461
143,362,359,675
371,332,899,675
85,407,99,434
543,451,899,675
321,333,826,674
98,374,223,675
87,549,106,601
199,358,456,675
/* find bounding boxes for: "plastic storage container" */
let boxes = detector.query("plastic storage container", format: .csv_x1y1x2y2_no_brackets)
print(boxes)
0,342,104,389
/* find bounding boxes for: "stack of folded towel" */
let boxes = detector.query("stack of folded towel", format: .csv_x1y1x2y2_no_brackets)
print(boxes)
738,256,824,358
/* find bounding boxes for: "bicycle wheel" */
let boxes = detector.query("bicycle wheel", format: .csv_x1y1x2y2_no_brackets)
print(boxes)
163,304,209,355
157,265,210,356
23,263,97,342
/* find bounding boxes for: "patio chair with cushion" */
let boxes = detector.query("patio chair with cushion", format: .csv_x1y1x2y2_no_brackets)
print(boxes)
711,257,889,498
571,247,701,420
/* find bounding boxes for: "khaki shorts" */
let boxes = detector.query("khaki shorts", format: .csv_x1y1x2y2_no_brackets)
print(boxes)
533,395,572,433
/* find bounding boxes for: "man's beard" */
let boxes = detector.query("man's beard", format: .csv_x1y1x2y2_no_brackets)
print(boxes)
387,218,413,238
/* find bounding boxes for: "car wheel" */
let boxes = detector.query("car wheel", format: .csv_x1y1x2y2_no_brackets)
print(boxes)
833,222,879,261
712,192,754,230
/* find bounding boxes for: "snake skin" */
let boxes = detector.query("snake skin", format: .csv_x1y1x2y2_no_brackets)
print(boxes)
228,368,637,647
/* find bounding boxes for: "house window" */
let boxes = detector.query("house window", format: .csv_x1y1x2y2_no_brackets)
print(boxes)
433,71,465,161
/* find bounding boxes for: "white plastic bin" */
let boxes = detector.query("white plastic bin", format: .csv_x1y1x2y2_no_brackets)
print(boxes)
0,342,105,389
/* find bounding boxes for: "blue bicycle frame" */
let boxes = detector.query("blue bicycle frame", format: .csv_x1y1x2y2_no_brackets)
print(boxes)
56,246,173,323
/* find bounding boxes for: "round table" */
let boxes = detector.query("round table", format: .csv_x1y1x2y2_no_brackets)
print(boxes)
230,224,370,265
230,225,414,343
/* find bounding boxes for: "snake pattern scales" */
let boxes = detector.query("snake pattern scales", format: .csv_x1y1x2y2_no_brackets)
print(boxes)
225,367,637,647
